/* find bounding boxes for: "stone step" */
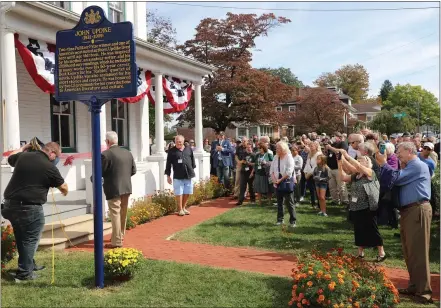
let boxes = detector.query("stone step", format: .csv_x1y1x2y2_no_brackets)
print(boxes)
39,214,112,250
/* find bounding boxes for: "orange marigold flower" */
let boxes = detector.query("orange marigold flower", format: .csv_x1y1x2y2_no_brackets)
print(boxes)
297,303,302,308
328,284,335,291
371,295,375,300
348,298,352,303
301,299,307,304
307,281,313,287
353,302,360,308
338,278,344,284
324,274,332,280
333,304,339,308
308,271,314,276
318,295,325,302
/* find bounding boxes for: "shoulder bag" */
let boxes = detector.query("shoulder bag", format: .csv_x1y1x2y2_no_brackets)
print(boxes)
362,173,380,211
276,157,295,193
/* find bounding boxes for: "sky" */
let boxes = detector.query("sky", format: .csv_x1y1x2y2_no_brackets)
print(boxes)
146,1,440,99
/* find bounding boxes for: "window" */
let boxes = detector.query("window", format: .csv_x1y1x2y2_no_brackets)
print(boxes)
288,105,296,112
260,125,273,137
238,128,247,138
50,95,76,152
249,127,258,137
275,106,282,112
367,115,374,122
108,2,124,23
45,1,68,9
111,99,129,147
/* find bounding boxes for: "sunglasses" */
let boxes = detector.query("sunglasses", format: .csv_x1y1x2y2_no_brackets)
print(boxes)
423,147,432,151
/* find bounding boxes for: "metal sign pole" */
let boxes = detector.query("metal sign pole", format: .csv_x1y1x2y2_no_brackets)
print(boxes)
89,96,104,288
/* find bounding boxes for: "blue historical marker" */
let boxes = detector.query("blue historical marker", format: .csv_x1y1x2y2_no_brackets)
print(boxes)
54,6,137,288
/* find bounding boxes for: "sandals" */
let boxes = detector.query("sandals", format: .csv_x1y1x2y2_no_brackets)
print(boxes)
376,254,387,263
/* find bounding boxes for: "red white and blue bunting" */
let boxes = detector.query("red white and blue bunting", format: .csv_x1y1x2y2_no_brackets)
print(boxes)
13,34,193,114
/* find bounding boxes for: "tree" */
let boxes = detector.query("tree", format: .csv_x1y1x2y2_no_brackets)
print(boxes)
313,64,370,104
369,108,416,135
294,87,347,134
146,10,177,48
259,67,304,87
177,13,292,132
379,79,394,102
382,84,440,130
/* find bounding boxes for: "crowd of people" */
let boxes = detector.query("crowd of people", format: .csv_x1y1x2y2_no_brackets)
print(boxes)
203,129,437,304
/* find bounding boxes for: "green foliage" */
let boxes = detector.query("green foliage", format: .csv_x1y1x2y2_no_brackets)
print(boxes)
314,64,370,104
259,67,304,87
369,108,416,135
130,202,167,225
151,190,176,214
379,79,394,102
382,84,440,129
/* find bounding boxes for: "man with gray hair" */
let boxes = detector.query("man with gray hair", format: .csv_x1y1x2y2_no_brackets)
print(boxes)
377,142,433,304
165,135,196,216
101,131,137,248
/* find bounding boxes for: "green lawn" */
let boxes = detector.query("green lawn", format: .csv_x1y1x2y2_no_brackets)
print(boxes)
1,251,292,308
2,251,437,308
172,203,440,273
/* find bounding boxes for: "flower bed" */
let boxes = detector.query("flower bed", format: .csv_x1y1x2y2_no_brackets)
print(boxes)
289,249,399,308
104,247,143,280
1,225,17,269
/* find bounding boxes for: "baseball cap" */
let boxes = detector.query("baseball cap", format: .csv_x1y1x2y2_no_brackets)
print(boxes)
218,131,225,136
390,134,397,139
423,142,434,150
402,132,411,137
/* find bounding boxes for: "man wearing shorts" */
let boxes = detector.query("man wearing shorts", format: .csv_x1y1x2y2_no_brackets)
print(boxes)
165,135,196,216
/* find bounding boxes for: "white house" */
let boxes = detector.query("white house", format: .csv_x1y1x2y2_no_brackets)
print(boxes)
0,1,214,229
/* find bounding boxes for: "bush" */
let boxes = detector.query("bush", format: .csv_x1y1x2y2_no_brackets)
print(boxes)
125,208,137,230
432,168,440,212
289,249,400,308
104,247,143,280
130,201,166,225
187,181,205,206
1,225,17,269
151,190,176,214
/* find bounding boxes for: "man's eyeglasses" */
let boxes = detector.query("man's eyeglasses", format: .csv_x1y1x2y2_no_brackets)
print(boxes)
423,147,432,151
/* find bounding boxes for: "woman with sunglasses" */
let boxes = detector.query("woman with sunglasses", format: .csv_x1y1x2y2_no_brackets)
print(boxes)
337,149,387,262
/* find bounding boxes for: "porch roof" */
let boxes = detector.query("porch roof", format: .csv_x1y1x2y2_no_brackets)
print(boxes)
5,1,216,80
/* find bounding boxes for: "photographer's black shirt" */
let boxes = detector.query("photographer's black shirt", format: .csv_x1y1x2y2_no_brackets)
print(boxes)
4,151,65,204
165,146,196,179
327,141,348,170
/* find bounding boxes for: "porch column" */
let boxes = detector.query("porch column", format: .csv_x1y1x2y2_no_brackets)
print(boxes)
2,31,20,151
192,79,210,182
194,81,203,153
154,72,165,154
147,72,167,191
140,95,150,160
256,125,261,138
100,104,107,147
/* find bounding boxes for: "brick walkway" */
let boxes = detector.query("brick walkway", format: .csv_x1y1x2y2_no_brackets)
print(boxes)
69,198,440,300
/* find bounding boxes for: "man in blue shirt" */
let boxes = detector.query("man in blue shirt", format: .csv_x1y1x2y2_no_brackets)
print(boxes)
418,142,436,177
211,131,234,193
376,142,433,304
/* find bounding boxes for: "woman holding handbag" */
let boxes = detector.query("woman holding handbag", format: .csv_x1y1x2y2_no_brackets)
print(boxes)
337,149,387,262
302,141,322,209
270,141,296,227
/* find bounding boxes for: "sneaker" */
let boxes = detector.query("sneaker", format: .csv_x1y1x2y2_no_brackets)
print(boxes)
14,273,38,283
299,197,304,202
275,221,283,226
235,202,243,206
178,210,185,216
289,223,297,228
322,213,328,217
317,212,323,216
183,209,190,215
294,203,300,208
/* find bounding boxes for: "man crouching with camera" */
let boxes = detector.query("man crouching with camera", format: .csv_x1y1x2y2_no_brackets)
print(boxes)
1,142,68,282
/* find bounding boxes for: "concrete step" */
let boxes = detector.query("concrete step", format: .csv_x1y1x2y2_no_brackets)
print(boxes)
43,189,90,220
39,214,112,250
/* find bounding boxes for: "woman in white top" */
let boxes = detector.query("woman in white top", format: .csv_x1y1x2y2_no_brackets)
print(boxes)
270,141,296,227
303,141,322,208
